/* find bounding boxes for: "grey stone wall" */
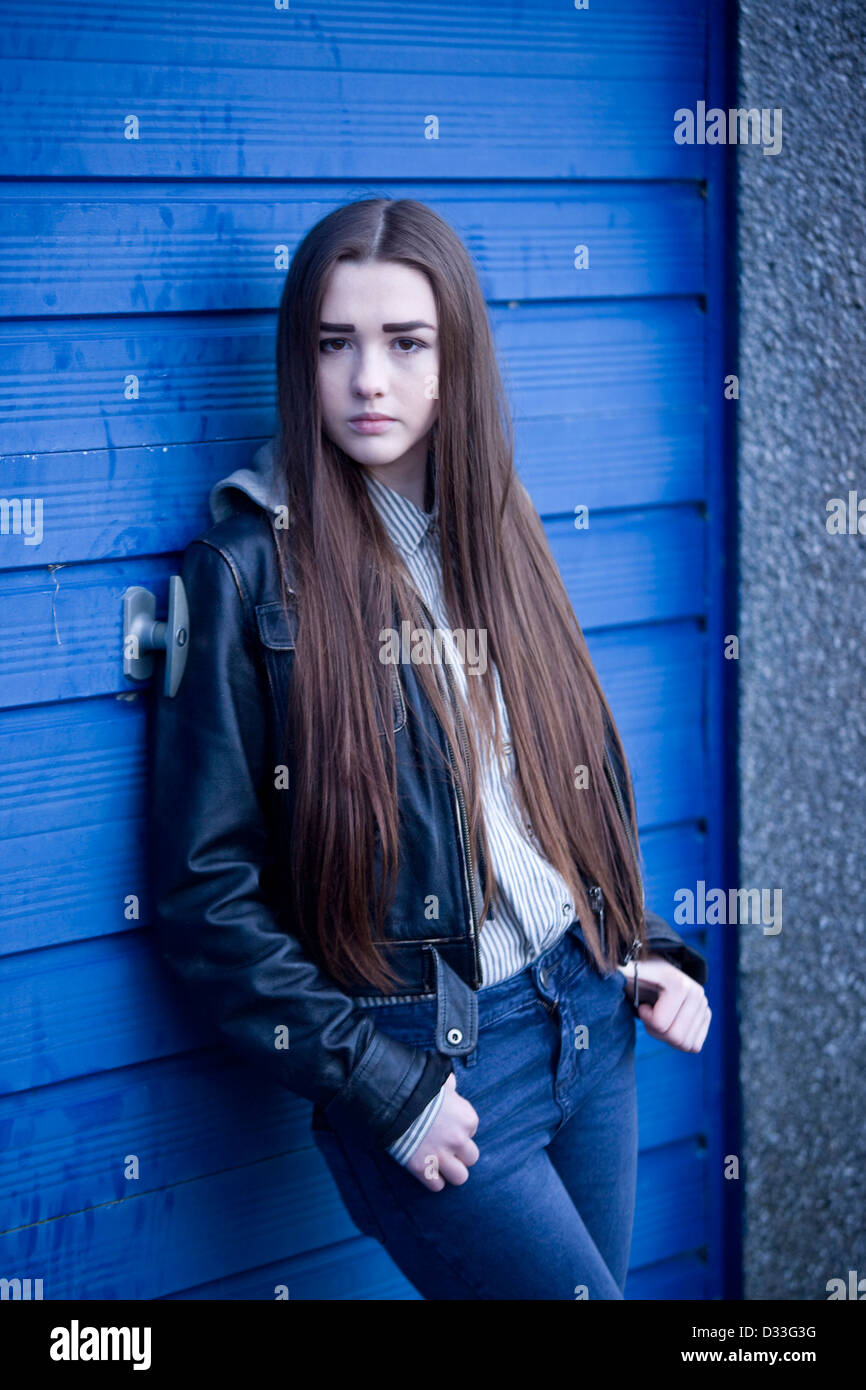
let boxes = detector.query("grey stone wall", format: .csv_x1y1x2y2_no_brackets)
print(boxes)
737,1,866,1299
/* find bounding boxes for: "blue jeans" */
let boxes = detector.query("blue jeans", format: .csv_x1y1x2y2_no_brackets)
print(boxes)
312,921,638,1300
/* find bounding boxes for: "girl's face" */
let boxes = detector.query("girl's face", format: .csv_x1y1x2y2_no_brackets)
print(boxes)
317,259,440,489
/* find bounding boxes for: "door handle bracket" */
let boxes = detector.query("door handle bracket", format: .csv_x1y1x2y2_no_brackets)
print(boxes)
122,579,189,697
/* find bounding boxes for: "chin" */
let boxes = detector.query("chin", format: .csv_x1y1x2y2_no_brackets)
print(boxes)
340,438,405,467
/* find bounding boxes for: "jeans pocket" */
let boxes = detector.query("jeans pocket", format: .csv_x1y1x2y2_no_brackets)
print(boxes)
312,1123,388,1245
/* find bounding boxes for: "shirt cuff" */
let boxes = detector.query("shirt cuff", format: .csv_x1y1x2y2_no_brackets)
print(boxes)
386,1080,448,1166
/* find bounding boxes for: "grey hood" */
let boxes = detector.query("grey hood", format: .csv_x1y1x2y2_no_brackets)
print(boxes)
209,433,284,524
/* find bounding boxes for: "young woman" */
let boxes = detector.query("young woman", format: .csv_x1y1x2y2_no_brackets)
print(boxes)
149,197,710,1301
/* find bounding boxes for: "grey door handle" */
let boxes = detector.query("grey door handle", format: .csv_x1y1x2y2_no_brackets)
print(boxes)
122,578,189,697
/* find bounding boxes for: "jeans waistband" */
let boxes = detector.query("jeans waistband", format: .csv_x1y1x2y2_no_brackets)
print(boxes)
459,918,608,1039
353,913,603,1059
400,919,595,1054
478,917,590,1008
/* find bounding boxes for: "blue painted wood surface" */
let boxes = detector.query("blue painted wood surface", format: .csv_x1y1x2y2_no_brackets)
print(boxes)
0,0,736,1300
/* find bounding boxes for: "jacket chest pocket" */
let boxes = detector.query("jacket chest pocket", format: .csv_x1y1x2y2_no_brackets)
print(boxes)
254,599,406,736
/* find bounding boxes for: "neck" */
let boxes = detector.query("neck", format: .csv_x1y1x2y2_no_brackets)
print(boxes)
360,441,433,512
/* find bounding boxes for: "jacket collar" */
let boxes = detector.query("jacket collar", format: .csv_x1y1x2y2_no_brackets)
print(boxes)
209,434,284,524
209,432,440,558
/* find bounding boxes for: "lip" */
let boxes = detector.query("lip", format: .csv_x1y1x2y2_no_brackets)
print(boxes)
348,414,397,434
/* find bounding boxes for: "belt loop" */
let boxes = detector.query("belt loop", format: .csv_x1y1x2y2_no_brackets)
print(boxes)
424,946,478,1056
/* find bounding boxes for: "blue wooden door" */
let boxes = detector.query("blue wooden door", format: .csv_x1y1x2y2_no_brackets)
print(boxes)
0,0,736,1299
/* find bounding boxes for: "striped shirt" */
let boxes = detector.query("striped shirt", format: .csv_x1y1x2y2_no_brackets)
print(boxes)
355,469,581,1166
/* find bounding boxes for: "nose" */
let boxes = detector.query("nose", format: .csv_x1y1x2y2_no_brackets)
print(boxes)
351,345,389,400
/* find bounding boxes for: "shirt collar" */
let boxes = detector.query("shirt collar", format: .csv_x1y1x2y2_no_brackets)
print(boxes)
362,468,439,558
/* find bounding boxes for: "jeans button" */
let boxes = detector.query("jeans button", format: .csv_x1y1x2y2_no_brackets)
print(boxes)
446,1026,463,1045
539,967,550,989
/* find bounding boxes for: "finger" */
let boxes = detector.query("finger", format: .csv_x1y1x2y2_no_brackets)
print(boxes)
640,987,702,1049
619,963,659,1004
639,982,693,1037
692,1006,712,1052
682,1000,710,1052
681,992,711,1050
617,959,669,985
457,1101,479,1139
453,1136,480,1167
436,1151,471,1186
413,1162,445,1192
668,990,706,1049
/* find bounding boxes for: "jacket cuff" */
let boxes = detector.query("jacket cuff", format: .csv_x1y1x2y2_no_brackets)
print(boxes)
323,1029,454,1151
644,909,709,986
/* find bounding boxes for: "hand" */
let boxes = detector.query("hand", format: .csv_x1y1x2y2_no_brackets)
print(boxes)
617,953,711,1053
404,1072,480,1191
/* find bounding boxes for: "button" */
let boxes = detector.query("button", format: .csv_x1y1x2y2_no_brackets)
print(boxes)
538,967,550,989
503,741,512,755
446,1026,463,1045
562,902,572,917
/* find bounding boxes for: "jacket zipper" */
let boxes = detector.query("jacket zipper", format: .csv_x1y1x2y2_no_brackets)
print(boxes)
397,600,638,987
412,594,482,989
603,742,644,967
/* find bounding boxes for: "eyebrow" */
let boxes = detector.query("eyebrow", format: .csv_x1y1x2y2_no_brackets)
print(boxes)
319,321,437,333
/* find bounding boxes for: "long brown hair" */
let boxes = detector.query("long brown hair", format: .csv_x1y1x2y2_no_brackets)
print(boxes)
273,197,646,991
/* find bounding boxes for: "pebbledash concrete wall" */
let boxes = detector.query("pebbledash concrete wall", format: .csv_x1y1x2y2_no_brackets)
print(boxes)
737,2,866,1299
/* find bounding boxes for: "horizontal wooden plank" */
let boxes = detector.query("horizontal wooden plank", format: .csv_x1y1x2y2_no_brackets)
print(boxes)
515,406,706,516
0,511,705,707
0,1132,707,1298
0,1,707,180
637,1041,704,1145
0,1052,308,1232
1,1,706,81
625,1250,710,1300
0,440,254,568
0,299,705,458
174,1241,711,1300
640,825,710,925
0,0,724,1307
166,1236,423,1301
0,1146,361,1298
0,906,713,1097
0,1011,705,1233
0,555,176,707
0,181,705,318
496,300,706,421
0,625,709,954
588,622,704,736
0,64,709,181
0,313,275,458
630,1139,707,1269
627,724,707,832
0,795,710,961
0,699,144,957
549,506,706,628
0,931,200,1095
0,403,704,570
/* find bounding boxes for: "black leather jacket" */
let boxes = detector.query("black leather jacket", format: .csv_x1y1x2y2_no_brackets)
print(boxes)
148,502,708,1153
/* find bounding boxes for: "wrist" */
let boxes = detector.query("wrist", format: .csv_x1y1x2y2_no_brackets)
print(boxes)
387,1080,448,1166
